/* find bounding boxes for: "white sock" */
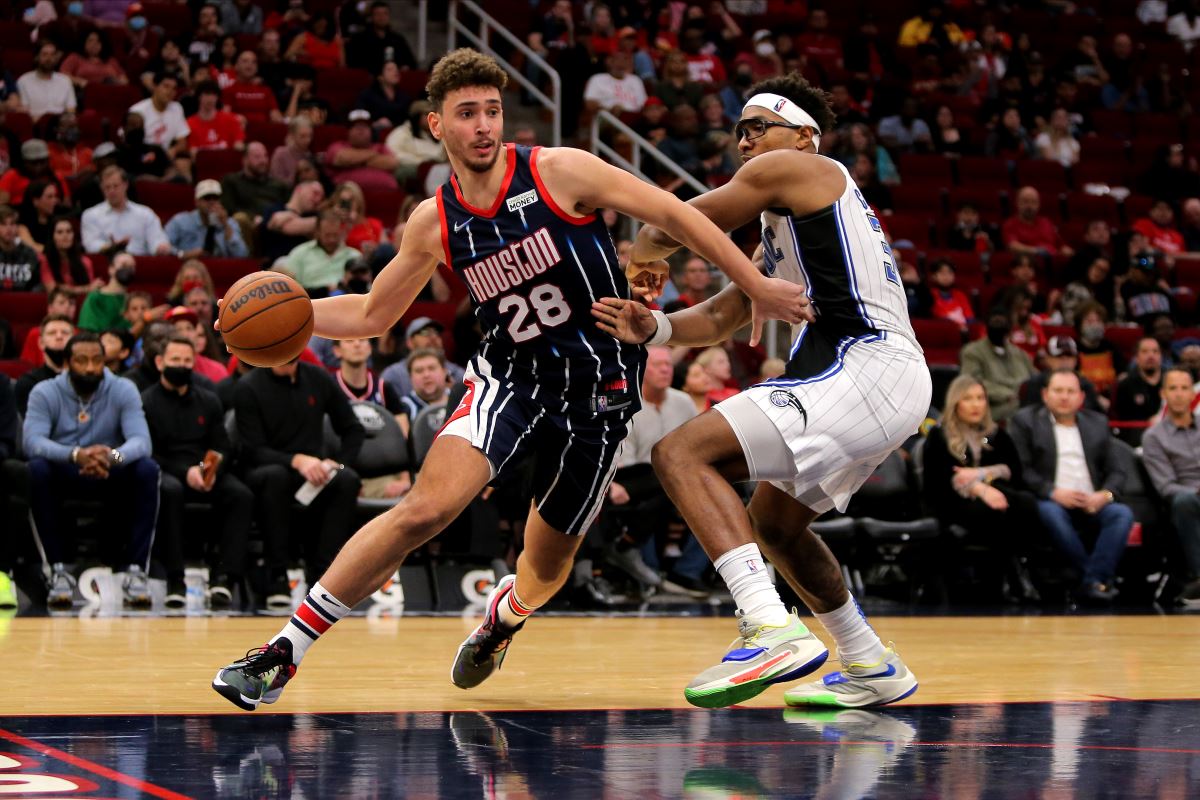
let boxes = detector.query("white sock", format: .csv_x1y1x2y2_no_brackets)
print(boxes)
714,543,789,627
814,594,886,666
275,581,352,665
494,578,535,628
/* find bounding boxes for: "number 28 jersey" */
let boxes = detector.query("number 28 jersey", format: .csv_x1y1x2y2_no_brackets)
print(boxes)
435,143,643,415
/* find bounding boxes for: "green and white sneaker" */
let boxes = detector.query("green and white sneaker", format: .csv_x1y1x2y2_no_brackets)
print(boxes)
0,572,16,609
212,639,297,711
684,611,829,709
783,645,917,708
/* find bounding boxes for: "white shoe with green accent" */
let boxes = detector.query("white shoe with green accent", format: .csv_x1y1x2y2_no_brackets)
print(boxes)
783,645,917,708
684,611,829,709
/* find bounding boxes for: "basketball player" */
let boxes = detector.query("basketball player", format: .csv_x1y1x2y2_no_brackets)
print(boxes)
591,73,932,709
212,49,810,710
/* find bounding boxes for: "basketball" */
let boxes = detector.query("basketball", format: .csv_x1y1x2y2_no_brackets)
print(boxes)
219,271,314,367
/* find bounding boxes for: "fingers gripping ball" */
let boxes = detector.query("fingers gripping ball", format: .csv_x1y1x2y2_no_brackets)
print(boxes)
219,271,314,367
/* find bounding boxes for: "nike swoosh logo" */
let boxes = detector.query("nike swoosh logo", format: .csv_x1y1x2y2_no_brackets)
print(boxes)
454,218,473,232
859,663,897,679
320,593,338,606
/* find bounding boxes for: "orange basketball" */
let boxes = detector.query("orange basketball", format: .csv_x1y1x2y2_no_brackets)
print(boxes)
219,271,314,367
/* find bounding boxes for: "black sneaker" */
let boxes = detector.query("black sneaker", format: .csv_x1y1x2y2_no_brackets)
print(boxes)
265,576,292,609
212,639,296,711
451,574,525,689
209,574,234,609
1177,577,1200,608
164,577,187,609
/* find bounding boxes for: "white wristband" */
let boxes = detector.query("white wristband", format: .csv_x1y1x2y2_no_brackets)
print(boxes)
646,310,673,345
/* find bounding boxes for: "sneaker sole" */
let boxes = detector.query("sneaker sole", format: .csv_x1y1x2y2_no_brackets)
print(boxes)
784,676,919,709
684,647,829,709
211,671,261,711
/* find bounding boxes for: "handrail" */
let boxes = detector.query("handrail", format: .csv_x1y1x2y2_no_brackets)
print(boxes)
415,0,427,65
447,0,561,147
589,109,708,200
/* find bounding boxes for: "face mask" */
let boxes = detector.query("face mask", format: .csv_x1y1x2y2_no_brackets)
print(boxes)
128,15,147,30
162,365,193,387
987,325,1009,347
61,128,80,146
115,267,135,286
45,346,67,367
70,370,103,396
125,128,144,146
755,42,775,58
67,1,83,15
1081,323,1104,343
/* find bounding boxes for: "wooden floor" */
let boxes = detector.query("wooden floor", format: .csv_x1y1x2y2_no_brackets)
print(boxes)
4,614,1198,715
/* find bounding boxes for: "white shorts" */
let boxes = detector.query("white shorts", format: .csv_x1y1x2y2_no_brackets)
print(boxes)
715,334,932,514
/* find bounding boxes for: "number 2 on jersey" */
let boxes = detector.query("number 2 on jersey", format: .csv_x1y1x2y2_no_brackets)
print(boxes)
497,283,571,342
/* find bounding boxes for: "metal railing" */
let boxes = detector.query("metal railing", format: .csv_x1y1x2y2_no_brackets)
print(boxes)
447,0,562,147
414,0,427,65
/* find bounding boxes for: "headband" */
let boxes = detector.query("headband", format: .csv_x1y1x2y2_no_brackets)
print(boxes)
742,92,822,152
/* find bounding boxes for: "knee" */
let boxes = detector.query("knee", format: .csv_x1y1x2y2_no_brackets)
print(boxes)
1108,502,1134,527
131,458,159,482
224,477,254,506
749,509,788,548
252,464,290,490
27,457,51,482
159,472,183,499
330,467,361,497
392,493,454,536
1172,493,1200,516
650,434,689,480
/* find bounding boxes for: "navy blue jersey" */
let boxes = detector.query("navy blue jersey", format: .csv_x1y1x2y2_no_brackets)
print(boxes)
436,143,643,416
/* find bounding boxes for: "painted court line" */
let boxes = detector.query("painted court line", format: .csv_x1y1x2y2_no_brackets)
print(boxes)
577,740,1200,755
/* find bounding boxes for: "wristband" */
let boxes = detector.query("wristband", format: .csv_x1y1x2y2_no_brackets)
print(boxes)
70,446,79,464
645,310,673,346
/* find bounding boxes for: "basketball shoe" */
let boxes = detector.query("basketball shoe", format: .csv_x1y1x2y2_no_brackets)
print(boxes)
684,610,829,709
212,639,296,711
783,645,917,708
0,572,17,609
451,574,525,689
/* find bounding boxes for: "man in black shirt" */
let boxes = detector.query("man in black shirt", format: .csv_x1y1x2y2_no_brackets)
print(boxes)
124,321,219,395
346,2,416,74
143,336,253,609
1114,336,1163,443
235,357,363,607
0,205,42,291
15,314,72,415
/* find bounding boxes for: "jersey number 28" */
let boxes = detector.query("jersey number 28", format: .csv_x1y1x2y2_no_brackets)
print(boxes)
498,283,571,343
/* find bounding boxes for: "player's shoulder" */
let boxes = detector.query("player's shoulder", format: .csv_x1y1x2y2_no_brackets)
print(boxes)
739,149,842,185
529,145,604,176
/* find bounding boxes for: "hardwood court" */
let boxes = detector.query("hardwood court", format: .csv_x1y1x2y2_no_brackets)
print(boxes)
3,614,1198,715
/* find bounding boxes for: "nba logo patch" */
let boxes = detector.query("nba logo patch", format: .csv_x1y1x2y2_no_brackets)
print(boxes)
773,98,787,112
746,558,761,573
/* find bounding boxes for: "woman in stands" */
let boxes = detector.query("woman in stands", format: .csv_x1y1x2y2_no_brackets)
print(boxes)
39,216,100,296
166,259,217,307
326,181,386,263
922,375,1040,602
286,11,345,70
17,180,63,252
61,30,128,89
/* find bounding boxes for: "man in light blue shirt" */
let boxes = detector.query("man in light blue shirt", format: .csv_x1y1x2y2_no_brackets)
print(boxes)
80,166,171,256
165,179,250,258
23,331,163,609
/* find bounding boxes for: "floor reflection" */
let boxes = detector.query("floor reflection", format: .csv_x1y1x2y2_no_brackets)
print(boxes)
1,701,1198,798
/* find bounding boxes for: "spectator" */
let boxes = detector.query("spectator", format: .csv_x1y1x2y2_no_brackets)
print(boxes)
140,38,190,95
678,27,726,86
1009,369,1133,604
395,347,450,427
695,347,739,403
346,1,416,74
795,8,843,78
285,11,345,70
1114,337,1164,424
1167,0,1200,51
850,153,893,213
898,4,965,49
1138,144,1200,206
584,51,648,116
1062,254,1118,324
218,0,263,36
100,327,133,373
188,81,246,152
187,3,223,67
114,112,173,181
78,252,138,332
17,180,63,252
922,375,1040,600
269,117,315,186
1121,250,1173,328
385,101,448,185
48,112,94,180
928,259,974,333
1132,199,1186,255
680,359,713,414
220,142,289,230
255,28,287,97
166,259,216,307
1065,219,1115,280
165,179,249,258
1074,302,1122,398
123,320,215,395
731,30,781,84
1181,197,1200,252
129,73,190,158
0,204,44,292
164,305,227,382
931,104,965,156
333,336,401,413
357,62,412,129
23,331,161,608
234,357,363,606
1141,366,1200,606
616,25,656,81
61,29,127,89
960,306,1038,422
184,283,221,350
15,313,73,414
1101,32,1149,112
656,50,705,110
283,209,361,297
1002,186,1073,256
39,217,98,296
900,257,932,319
945,201,998,252
19,288,77,364
1020,335,1106,412
81,166,170,256
326,110,400,193
986,107,1035,160
657,105,703,180
142,334,251,608
675,256,715,306
378,317,464,398
0,139,66,207
1034,107,1080,168
1003,285,1047,360
260,180,325,262
878,97,933,155
328,181,386,264
17,41,76,122
221,51,283,125
835,124,900,186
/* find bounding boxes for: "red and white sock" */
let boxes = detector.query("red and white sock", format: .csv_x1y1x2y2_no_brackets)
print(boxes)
275,582,351,665
492,576,534,629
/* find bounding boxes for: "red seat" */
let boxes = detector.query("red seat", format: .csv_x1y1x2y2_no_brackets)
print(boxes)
1063,192,1119,224
1072,158,1130,188
0,21,31,49
130,256,183,285
1090,110,1133,140
1175,259,1200,293
134,180,195,225
84,84,143,126
956,156,1012,187
912,318,962,367
316,67,374,95
948,186,1008,218
892,183,946,217
397,69,430,99
362,189,408,227
207,258,263,294
142,2,192,38
195,149,244,182
923,248,984,280
1133,112,1183,140
0,48,32,76
884,213,935,248
1105,326,1145,362
3,111,32,141
0,360,33,379
246,120,288,151
1015,160,1068,194
314,124,349,152
1122,194,1155,226
898,153,953,185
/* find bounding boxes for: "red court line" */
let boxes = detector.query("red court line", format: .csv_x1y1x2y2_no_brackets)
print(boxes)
0,727,193,800
577,740,1200,755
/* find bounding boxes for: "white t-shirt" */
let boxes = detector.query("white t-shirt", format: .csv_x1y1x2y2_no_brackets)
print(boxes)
129,98,191,148
1053,422,1095,494
1168,13,1200,49
618,388,696,467
16,71,76,120
583,73,648,114
1035,132,1080,168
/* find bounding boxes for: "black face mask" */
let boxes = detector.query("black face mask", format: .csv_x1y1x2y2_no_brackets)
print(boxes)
125,128,145,146
115,267,135,286
162,365,192,387
45,346,67,367
69,370,103,396
987,325,1009,346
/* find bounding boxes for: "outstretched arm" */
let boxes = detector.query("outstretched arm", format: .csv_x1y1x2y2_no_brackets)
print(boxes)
591,284,753,347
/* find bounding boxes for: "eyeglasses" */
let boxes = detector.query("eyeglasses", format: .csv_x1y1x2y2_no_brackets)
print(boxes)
733,118,808,142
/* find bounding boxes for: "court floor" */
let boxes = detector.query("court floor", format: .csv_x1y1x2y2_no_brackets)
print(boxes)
2,614,1199,797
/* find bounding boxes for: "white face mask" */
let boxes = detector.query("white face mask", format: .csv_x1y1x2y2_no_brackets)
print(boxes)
755,41,775,57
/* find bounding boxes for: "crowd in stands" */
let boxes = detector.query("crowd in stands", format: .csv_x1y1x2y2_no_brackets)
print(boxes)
3,0,1200,612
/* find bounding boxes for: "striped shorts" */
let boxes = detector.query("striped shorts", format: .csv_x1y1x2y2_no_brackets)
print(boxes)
439,356,632,536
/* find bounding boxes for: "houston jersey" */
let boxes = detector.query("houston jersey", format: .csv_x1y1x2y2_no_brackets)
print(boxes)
436,144,643,413
760,156,921,381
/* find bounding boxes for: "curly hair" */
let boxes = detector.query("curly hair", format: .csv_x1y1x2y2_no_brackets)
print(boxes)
426,48,509,109
747,72,836,135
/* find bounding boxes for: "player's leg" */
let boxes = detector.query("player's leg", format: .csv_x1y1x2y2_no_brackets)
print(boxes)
651,411,829,708
747,483,918,708
213,435,492,710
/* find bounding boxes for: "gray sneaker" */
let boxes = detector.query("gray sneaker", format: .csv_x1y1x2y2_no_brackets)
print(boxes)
122,565,152,608
603,544,662,588
47,564,77,609
1178,578,1200,608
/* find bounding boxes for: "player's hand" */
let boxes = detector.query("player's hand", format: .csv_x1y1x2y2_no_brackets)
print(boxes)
186,464,208,492
747,277,814,347
624,259,669,302
214,296,223,332
591,297,658,344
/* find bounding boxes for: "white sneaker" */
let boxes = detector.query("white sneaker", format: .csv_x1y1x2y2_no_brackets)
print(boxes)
783,645,918,709
122,565,152,608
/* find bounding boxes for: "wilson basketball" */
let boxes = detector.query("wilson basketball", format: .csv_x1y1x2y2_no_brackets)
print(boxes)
219,271,314,367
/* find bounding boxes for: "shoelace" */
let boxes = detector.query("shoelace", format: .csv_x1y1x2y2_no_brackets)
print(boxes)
237,644,290,677
470,621,514,662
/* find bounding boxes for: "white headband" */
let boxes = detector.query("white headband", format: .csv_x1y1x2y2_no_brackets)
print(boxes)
742,92,822,152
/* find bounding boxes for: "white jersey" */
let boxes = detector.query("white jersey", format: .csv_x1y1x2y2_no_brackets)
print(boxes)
760,156,920,381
